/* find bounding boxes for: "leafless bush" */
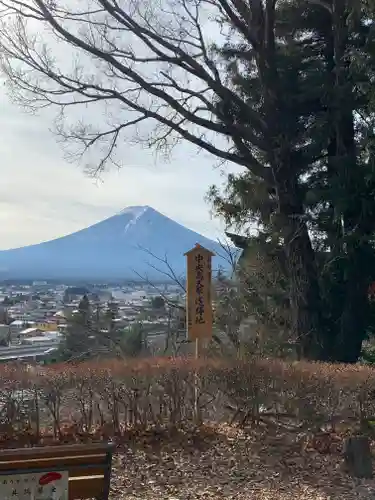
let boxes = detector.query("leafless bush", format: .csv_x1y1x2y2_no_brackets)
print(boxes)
0,357,374,446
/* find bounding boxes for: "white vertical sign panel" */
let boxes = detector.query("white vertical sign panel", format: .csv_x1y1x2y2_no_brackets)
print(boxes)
0,471,68,500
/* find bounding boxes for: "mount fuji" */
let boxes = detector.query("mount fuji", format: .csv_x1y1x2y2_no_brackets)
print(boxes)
0,206,230,281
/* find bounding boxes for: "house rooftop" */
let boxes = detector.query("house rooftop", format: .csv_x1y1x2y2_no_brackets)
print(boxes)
20,327,39,335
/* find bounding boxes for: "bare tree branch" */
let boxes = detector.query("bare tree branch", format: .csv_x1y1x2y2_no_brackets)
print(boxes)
214,237,240,277
0,0,272,181
130,247,189,355
135,245,187,293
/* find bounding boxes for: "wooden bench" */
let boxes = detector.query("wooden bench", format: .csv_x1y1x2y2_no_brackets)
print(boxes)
0,442,114,499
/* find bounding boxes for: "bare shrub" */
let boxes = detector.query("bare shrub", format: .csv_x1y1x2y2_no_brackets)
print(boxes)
0,357,374,445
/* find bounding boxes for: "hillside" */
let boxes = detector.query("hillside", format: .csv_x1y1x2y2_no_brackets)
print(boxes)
0,206,228,281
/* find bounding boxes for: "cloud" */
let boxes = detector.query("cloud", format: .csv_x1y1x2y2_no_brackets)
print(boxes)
0,91,235,249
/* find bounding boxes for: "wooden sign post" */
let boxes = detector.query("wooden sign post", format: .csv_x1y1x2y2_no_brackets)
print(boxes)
185,243,214,423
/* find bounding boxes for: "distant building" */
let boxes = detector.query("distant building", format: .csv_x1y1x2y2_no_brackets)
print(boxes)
90,290,113,303
63,286,90,303
13,327,43,343
22,334,62,347
10,320,28,331
0,345,59,363
54,310,66,320
19,327,42,336
34,322,59,332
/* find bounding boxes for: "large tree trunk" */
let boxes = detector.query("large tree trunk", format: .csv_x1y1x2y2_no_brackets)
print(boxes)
328,0,369,362
276,172,327,360
258,0,328,360
343,436,373,478
286,221,325,360
331,105,368,363
335,252,369,362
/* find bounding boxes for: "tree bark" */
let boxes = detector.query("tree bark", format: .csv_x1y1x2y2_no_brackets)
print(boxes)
258,0,327,361
276,174,326,360
336,253,369,363
343,436,373,478
328,0,369,362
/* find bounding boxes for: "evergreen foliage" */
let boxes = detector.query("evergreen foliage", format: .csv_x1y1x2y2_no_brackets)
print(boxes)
209,0,375,362
59,296,147,361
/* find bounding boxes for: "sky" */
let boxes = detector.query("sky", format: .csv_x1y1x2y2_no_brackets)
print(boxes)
0,90,236,250
0,0,247,251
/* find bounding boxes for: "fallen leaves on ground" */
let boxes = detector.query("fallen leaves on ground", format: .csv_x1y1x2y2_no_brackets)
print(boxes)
109,425,375,499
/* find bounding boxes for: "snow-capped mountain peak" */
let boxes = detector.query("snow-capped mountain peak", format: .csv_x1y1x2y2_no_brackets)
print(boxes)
117,205,151,217
0,206,229,281
120,206,151,234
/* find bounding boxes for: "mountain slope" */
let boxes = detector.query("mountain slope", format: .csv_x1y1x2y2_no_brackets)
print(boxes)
0,206,229,281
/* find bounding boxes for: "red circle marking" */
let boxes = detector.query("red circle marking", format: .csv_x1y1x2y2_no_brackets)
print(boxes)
39,472,62,486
